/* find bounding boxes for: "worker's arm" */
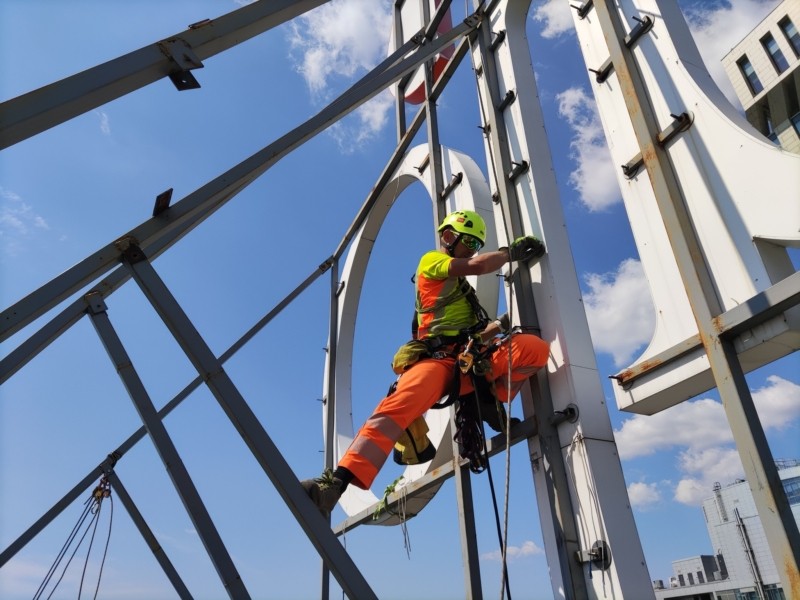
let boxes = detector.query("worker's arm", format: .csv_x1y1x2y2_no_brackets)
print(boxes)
449,236,545,277
447,249,509,276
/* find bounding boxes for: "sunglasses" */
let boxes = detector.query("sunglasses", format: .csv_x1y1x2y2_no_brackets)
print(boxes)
460,235,483,252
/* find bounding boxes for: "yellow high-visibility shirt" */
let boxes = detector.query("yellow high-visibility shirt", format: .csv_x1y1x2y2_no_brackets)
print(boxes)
415,250,478,338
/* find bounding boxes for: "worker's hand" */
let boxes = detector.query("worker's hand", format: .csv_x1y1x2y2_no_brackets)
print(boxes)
507,236,545,263
478,314,510,342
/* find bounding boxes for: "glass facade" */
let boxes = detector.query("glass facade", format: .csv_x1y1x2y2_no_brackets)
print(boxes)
737,56,764,95
778,16,800,57
783,475,800,505
761,33,789,73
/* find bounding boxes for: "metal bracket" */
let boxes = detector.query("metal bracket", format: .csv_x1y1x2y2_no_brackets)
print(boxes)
589,58,613,84
489,29,506,53
507,160,529,182
440,172,464,201
570,0,594,19
625,15,654,47
115,237,146,264
158,38,204,91
622,111,694,178
153,188,173,217
84,292,108,315
658,112,694,147
576,540,612,571
496,90,516,112
549,404,579,426
621,154,644,179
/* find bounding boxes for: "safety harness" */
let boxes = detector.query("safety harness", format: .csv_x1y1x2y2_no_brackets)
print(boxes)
391,276,514,470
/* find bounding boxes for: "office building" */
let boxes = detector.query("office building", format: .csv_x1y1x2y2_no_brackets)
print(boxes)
653,459,800,600
722,0,800,153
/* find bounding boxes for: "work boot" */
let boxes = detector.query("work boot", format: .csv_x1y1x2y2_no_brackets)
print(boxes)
300,469,344,516
481,398,520,433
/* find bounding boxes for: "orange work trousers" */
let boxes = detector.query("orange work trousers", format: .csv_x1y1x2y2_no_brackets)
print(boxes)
340,333,549,489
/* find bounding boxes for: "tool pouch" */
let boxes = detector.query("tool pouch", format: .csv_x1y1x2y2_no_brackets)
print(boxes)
391,340,431,374
393,416,437,465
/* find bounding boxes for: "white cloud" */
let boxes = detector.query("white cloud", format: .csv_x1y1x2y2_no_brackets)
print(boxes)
627,481,662,509
684,0,781,107
555,87,621,211
326,90,395,153
96,110,111,135
287,0,393,149
583,259,654,367
531,0,574,39
615,376,800,505
481,540,544,561
0,187,50,257
288,0,391,94
615,397,732,460
752,374,800,429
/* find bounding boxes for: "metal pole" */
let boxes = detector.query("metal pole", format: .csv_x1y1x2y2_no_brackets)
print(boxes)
107,472,193,600
86,294,250,599
470,3,587,596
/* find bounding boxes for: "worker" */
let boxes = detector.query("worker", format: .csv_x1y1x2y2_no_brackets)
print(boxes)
301,209,550,515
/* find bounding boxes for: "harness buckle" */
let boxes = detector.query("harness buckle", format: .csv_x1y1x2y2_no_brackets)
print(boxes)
457,351,474,374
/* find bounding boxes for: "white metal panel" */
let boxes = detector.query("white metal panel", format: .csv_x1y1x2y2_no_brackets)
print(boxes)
475,2,654,597
570,0,800,413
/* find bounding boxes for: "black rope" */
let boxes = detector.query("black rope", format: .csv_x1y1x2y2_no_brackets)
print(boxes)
33,501,94,600
33,476,112,600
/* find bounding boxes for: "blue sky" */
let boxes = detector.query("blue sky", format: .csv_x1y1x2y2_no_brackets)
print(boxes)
1,1,798,599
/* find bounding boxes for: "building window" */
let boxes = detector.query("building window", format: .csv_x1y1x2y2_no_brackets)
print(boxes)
737,56,764,95
697,571,705,584
784,475,800,505
761,33,789,73
687,572,695,585
779,16,800,57
791,112,800,137
678,574,685,586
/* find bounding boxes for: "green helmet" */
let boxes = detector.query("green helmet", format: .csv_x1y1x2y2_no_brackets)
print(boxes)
437,210,486,244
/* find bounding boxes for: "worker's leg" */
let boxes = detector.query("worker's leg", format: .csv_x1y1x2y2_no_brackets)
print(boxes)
487,333,549,402
339,357,455,489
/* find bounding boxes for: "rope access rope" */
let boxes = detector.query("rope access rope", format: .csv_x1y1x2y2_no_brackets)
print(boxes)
33,475,113,600
465,12,524,596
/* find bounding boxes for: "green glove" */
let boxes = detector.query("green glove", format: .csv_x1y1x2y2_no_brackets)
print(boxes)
507,236,545,262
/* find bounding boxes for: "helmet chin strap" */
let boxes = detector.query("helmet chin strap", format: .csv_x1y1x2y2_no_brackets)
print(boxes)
443,232,462,257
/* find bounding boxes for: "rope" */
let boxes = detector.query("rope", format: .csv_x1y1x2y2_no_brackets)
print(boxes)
463,10,522,597
34,476,113,600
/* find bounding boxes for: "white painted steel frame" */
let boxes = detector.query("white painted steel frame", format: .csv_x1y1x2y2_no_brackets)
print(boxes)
575,1,799,594
469,1,653,596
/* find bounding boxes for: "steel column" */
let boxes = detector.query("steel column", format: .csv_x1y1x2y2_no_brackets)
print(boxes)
470,5,587,597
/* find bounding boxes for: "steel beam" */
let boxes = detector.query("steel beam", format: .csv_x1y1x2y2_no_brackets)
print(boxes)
1,17,476,343
107,472,193,600
86,294,250,599
118,242,377,600
0,0,332,149
1,262,328,565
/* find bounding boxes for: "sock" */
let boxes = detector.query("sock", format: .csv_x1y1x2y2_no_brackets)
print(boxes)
333,466,354,492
